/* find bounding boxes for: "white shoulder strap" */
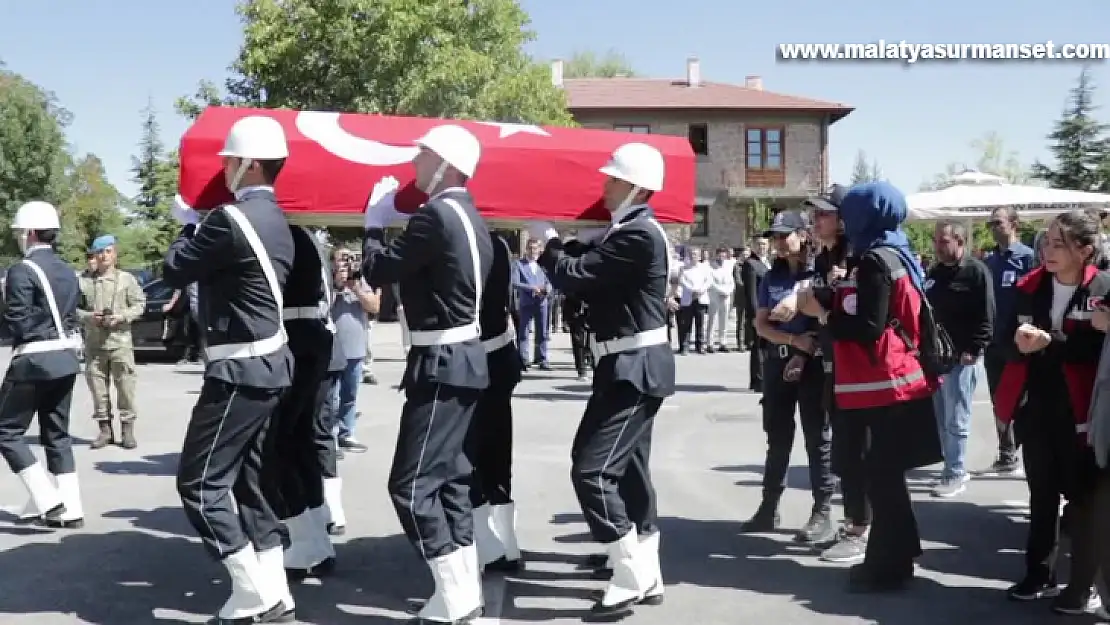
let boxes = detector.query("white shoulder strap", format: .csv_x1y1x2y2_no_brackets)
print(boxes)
21,259,68,339
441,198,483,328
222,205,284,323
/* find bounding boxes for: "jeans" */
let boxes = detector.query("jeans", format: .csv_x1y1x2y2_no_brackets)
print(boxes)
932,361,980,479
334,358,362,441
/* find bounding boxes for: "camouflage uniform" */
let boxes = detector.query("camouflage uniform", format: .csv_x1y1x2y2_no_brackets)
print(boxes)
78,267,145,448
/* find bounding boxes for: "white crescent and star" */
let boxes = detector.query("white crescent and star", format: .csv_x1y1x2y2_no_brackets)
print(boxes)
476,121,550,138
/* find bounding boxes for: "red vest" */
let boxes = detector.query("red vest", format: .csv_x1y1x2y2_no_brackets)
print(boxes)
993,265,1104,445
831,265,936,410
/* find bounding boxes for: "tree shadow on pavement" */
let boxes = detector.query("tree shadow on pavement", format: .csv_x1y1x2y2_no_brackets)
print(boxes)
713,463,817,492
95,452,180,477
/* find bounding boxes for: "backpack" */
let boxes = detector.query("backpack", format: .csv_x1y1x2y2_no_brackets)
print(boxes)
869,247,958,378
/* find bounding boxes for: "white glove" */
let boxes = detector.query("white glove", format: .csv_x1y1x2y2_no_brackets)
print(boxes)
172,195,200,226
573,227,608,245
525,221,558,243
365,176,409,228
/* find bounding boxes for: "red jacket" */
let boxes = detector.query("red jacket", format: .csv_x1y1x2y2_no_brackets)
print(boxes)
994,265,1110,444
832,252,936,410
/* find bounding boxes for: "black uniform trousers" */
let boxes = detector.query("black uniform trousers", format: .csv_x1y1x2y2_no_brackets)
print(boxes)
0,374,77,475
568,322,593,377
749,338,765,392
734,294,748,349
388,381,481,560
984,346,1019,463
676,303,707,351
466,359,518,507
315,371,342,480
571,380,662,543
828,371,871,526
759,351,834,511
261,328,332,519
176,379,285,559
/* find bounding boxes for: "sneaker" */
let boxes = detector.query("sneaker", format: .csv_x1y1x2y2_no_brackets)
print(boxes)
932,474,969,498
338,437,368,453
1052,586,1101,615
362,372,378,385
1007,577,1059,601
820,528,867,564
981,457,1023,477
795,510,837,545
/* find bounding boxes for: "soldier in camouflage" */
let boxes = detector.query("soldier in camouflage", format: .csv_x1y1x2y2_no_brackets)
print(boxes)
78,235,146,449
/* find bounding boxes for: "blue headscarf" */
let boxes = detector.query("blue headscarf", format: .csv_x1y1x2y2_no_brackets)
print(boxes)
839,181,924,289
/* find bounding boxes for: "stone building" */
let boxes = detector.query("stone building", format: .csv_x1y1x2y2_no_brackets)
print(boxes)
556,57,854,249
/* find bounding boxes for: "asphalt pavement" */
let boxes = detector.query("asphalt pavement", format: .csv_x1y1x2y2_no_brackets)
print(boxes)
0,323,1092,624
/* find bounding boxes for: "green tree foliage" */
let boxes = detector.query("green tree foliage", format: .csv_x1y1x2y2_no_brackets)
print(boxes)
0,63,72,259
849,150,883,184
129,102,180,264
562,49,636,78
1032,67,1110,192
176,0,573,126
57,154,129,265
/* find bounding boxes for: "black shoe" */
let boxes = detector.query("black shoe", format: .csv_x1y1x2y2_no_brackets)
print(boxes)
287,556,337,582
338,438,368,453
328,523,346,536
1007,576,1059,601
795,510,837,545
740,502,781,533
212,600,295,623
706,346,715,354
847,563,912,594
717,345,730,353
1052,585,1099,614
484,556,523,572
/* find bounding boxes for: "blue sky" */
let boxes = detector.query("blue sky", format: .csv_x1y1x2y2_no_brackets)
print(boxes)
2,0,1108,198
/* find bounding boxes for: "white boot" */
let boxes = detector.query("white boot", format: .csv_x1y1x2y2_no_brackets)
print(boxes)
596,529,649,612
459,543,484,611
310,505,337,561
473,504,504,568
218,546,272,620
491,503,521,562
639,531,664,602
283,509,329,569
17,463,62,519
323,477,346,532
257,544,295,614
53,472,84,525
419,549,483,623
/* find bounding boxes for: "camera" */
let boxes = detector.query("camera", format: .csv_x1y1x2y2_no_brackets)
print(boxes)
347,261,361,282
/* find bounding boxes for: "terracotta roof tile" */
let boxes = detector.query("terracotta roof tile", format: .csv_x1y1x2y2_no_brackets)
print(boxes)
563,78,853,122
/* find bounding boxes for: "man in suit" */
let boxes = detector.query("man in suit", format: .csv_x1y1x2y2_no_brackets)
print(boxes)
741,237,771,392
732,247,748,351
513,238,552,370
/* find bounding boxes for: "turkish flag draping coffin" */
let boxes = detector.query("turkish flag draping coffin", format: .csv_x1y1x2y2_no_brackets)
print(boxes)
177,106,696,227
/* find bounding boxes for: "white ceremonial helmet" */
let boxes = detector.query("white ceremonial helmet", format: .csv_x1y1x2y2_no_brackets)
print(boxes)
11,201,60,253
219,116,289,160
414,125,481,178
599,142,665,192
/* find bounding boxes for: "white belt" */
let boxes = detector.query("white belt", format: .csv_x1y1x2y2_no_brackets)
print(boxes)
409,322,480,347
483,328,515,353
283,305,327,321
12,335,83,357
590,326,668,359
204,331,287,361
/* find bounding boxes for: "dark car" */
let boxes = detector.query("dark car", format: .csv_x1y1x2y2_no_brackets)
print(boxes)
131,278,185,360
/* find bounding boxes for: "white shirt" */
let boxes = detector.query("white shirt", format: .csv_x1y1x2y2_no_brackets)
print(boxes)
679,261,711,306
709,259,736,296
528,260,539,276
1051,278,1078,332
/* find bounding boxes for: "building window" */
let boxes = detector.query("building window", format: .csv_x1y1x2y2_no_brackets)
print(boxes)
613,124,651,134
688,123,709,156
745,127,783,170
692,204,710,237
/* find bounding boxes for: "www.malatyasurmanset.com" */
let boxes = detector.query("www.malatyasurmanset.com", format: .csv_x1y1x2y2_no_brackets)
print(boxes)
777,41,1110,63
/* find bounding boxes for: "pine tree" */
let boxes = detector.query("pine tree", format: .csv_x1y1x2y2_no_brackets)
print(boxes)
1031,67,1110,191
850,150,870,185
129,101,179,264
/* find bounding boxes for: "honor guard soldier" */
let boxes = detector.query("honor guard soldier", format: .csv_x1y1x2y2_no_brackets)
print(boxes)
362,124,492,625
79,233,146,450
317,293,349,537
163,116,297,624
469,231,525,573
0,201,85,529
525,142,675,617
260,224,336,580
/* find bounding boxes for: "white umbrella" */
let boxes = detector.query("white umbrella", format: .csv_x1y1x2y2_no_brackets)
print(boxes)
906,170,1110,221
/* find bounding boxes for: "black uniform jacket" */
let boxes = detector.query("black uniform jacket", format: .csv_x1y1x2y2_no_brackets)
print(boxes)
362,187,493,391
483,232,524,390
284,225,333,358
163,187,295,390
539,204,675,398
741,256,769,315
1,245,81,381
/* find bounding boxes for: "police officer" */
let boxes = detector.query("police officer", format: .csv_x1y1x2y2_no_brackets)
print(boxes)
743,210,836,545
0,201,84,530
361,124,492,624
563,291,593,380
163,116,296,624
526,142,675,617
79,234,146,450
260,224,336,580
469,231,525,573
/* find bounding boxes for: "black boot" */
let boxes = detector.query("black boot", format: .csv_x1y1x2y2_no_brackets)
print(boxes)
740,499,781,533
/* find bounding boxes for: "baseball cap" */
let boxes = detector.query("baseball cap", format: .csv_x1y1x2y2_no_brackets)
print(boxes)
802,183,848,213
763,210,808,237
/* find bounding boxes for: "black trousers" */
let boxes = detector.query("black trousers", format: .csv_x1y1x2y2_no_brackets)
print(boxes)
984,347,1019,463
742,308,757,350
677,303,707,351
388,382,481,560
749,337,765,392
571,380,662,543
830,398,872,527
0,374,77,474
759,354,834,510
569,321,593,376
261,337,331,520
176,380,285,559
315,371,341,480
466,380,516,507
734,299,748,349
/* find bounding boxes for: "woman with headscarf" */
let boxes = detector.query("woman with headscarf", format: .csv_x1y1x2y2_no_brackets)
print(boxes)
797,181,942,592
